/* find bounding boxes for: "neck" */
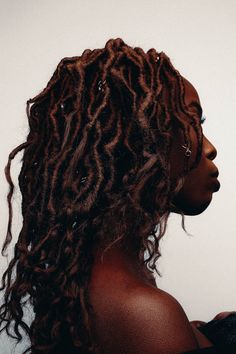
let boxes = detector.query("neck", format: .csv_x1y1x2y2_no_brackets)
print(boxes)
95,238,140,269
93,239,156,287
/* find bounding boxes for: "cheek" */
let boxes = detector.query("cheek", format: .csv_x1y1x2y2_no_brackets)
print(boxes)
170,126,199,183
184,156,210,189
172,159,213,215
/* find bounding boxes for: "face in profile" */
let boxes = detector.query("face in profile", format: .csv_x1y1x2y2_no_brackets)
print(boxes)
171,78,220,216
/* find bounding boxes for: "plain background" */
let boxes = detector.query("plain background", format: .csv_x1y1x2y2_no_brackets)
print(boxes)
0,0,235,352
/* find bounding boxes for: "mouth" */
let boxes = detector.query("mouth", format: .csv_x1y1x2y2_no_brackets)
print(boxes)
211,169,219,178
212,179,221,192
210,169,220,192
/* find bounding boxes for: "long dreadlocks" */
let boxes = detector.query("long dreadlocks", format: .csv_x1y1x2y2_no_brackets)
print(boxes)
0,38,203,353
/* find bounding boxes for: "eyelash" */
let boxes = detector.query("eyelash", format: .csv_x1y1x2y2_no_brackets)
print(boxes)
200,114,206,124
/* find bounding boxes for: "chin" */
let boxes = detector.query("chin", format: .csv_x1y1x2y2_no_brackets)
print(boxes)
183,201,211,215
172,196,213,216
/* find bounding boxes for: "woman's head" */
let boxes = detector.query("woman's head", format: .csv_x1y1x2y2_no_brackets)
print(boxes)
170,77,220,215
0,38,217,353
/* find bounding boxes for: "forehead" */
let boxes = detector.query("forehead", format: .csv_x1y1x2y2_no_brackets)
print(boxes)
182,77,201,107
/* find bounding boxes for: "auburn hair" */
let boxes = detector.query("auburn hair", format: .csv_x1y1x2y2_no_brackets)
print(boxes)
0,38,203,353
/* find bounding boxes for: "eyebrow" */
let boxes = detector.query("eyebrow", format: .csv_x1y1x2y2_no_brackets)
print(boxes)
189,101,203,116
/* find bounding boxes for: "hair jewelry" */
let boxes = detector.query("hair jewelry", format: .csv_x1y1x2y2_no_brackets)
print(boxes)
182,143,192,157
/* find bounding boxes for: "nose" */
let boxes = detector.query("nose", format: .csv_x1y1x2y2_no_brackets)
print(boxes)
203,136,217,160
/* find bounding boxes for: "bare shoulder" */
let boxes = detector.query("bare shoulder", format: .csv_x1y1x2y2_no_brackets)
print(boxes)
92,284,199,354
118,286,198,354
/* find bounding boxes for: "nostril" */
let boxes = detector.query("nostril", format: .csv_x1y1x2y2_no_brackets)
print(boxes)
208,147,217,161
204,136,217,161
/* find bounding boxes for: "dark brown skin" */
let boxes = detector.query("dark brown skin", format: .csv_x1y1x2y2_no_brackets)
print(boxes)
172,78,220,216
88,78,221,354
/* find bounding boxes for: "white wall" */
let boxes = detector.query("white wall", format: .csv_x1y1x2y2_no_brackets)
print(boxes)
0,0,235,352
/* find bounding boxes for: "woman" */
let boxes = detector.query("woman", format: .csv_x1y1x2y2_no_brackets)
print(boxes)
0,38,223,353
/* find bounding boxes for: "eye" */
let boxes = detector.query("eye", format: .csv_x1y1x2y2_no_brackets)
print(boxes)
200,114,206,124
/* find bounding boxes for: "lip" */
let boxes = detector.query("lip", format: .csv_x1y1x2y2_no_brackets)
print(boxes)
212,178,221,192
211,169,219,178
